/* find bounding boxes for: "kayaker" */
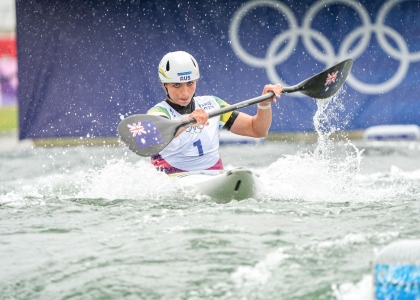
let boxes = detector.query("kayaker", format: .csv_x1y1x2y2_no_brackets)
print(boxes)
147,50,282,174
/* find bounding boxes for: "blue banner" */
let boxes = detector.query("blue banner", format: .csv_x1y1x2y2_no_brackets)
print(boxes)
16,0,420,139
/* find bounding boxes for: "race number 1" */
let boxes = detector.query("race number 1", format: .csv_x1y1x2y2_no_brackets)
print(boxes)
193,139,204,156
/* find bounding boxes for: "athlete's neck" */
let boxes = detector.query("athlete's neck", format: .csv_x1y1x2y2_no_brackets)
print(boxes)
165,98,195,115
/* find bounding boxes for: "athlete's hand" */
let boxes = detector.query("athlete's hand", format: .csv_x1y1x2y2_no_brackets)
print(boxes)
260,83,283,106
188,108,209,127
175,109,209,137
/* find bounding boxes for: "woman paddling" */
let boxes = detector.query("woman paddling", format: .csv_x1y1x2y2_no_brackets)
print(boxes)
147,51,282,174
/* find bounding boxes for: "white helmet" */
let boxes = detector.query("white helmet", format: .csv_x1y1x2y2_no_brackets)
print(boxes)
158,51,200,83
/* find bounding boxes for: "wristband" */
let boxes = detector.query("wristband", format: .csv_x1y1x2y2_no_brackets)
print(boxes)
258,103,271,110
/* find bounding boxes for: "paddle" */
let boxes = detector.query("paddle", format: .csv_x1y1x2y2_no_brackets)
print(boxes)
118,59,353,157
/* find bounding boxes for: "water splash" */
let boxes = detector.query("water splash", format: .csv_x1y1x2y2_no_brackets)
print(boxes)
0,158,208,206
313,87,350,159
260,88,367,202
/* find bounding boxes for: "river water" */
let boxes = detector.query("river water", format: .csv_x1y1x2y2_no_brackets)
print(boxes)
1,94,420,299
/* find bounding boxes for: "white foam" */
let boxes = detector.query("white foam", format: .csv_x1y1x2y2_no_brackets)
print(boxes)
0,158,203,205
317,233,367,249
76,159,180,201
332,274,375,300
259,150,363,202
230,247,288,287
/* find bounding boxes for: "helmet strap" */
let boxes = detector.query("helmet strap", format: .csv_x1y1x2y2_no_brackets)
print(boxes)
162,83,171,101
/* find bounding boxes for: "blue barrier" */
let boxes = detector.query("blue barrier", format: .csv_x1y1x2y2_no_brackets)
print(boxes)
375,240,420,300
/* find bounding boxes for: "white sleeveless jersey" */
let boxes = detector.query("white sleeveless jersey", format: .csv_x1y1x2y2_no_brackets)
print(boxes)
147,96,233,171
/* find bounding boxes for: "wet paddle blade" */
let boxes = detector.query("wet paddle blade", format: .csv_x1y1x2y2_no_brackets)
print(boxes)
118,114,181,157
282,59,353,99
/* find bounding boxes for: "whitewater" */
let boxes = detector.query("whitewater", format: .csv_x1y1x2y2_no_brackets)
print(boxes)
1,91,420,299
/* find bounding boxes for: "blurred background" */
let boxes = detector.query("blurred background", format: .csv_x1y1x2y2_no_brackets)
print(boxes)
1,0,420,150
0,0,18,149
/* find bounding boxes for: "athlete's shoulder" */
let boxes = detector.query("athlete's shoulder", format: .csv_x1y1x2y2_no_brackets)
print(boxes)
213,96,229,108
147,100,170,118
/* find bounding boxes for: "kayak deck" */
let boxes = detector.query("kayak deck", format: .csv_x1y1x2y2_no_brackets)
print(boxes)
170,167,260,203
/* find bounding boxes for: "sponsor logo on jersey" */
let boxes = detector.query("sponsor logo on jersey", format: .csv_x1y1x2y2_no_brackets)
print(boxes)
198,101,214,110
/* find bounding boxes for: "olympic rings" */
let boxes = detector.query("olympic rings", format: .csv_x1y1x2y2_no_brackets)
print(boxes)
185,125,204,134
229,0,420,95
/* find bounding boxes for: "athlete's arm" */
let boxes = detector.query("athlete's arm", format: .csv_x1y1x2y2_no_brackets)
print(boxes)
229,84,282,138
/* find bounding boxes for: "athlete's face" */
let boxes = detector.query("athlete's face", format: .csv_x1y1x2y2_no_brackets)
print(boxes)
164,81,197,106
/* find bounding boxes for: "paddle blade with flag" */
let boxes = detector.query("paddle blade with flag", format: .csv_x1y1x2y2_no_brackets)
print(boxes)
118,114,182,156
282,59,353,99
